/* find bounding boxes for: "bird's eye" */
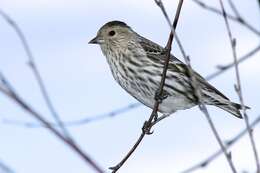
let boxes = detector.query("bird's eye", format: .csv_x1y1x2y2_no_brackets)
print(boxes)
108,30,116,36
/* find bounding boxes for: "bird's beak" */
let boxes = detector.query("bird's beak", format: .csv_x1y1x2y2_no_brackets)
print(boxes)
88,36,103,44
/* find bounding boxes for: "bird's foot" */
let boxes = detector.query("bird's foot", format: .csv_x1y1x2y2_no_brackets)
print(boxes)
153,112,158,122
154,90,168,104
142,121,154,135
151,113,171,126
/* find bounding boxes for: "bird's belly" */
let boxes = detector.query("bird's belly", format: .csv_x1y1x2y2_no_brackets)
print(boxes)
119,78,195,114
157,96,196,113
130,90,195,113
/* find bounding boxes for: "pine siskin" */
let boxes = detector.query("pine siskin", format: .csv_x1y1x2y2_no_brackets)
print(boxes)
89,20,246,119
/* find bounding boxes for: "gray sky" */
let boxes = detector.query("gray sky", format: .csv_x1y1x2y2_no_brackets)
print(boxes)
0,0,260,173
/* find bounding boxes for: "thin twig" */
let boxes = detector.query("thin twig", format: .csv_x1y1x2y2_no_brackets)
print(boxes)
157,0,238,172
192,0,260,36
0,74,104,173
0,159,15,173
183,41,238,173
219,0,260,172
198,105,237,173
180,114,260,173
0,9,72,140
2,103,141,128
109,1,184,172
227,0,242,19
2,43,260,128
206,44,260,80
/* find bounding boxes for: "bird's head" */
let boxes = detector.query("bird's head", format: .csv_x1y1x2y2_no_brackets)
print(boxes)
89,21,135,48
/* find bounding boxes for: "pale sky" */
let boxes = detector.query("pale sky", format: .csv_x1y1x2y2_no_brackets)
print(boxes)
0,0,260,173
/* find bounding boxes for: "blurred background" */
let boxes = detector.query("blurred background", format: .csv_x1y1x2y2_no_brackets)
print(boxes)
0,0,260,173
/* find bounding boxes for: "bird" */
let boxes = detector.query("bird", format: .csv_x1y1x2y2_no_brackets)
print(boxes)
89,20,247,119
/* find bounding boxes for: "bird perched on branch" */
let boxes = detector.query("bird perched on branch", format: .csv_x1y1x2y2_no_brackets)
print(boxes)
89,20,247,119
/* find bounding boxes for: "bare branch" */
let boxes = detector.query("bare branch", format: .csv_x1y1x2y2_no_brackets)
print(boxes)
0,74,104,173
206,44,260,80
180,30,238,173
219,0,260,172
0,9,72,140
197,104,237,173
227,0,242,20
2,103,141,128
180,114,260,173
0,159,15,173
155,0,238,172
192,0,260,36
3,43,260,128
109,0,185,172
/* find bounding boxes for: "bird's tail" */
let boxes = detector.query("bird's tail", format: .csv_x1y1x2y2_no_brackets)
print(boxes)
216,102,250,119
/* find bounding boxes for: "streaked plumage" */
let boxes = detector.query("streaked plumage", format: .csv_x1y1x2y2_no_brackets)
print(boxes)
89,20,246,118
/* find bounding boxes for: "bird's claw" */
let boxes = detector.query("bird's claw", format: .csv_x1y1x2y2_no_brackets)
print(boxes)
154,91,168,103
109,164,120,173
153,113,158,122
142,121,154,135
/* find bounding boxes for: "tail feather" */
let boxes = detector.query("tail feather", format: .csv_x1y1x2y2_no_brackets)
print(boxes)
216,102,250,119
232,102,250,110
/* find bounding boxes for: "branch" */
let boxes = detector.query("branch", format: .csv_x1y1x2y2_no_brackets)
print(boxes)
180,114,260,173
0,9,72,140
192,0,260,36
227,0,242,20
109,0,184,172
2,103,141,128
2,43,260,128
219,0,260,172
197,104,237,172
206,44,260,80
156,0,238,172
0,159,15,173
0,73,104,173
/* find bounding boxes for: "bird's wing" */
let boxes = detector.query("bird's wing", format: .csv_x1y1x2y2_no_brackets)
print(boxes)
170,58,230,100
138,35,229,101
138,35,164,55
